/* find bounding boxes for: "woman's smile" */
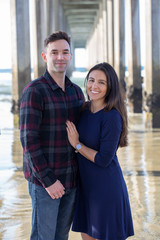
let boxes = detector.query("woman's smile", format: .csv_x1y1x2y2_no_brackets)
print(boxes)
87,70,107,103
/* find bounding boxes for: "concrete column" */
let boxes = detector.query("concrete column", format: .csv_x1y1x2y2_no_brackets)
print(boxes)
102,0,108,62
95,2,108,63
52,0,60,31
107,0,114,66
113,0,125,88
43,0,50,36
44,0,58,35
45,0,64,33
59,0,66,31
144,0,160,128
44,0,62,34
10,0,31,114
97,1,106,63
97,16,104,62
44,0,71,75
86,26,98,69
86,2,107,69
127,0,142,113
45,0,69,34
30,0,47,79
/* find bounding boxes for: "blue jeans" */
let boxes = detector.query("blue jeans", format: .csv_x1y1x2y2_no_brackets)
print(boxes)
28,182,76,240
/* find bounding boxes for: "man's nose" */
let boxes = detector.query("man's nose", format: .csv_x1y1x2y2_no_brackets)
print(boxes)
57,53,64,59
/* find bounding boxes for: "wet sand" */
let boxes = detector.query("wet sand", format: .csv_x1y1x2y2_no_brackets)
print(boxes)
0,112,160,240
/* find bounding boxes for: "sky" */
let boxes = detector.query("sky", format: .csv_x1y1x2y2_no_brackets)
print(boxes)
0,0,145,70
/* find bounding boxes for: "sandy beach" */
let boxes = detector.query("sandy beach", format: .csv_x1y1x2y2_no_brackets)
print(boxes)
0,79,160,239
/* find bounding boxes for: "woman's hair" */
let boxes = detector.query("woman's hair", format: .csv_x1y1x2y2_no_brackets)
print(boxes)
85,62,128,147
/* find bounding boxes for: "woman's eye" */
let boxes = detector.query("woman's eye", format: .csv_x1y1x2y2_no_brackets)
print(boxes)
99,81,107,85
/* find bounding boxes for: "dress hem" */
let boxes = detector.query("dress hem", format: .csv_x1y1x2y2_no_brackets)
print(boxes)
71,229,134,240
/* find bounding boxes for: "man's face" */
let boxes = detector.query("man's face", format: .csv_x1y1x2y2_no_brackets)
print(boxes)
42,39,72,74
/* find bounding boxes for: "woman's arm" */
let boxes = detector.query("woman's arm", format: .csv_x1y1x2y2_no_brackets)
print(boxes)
66,120,97,162
66,110,122,168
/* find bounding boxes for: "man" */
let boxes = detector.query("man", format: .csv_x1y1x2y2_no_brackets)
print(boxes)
20,31,84,240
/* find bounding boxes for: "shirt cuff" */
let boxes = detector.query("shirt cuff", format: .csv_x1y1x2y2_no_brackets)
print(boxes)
41,172,57,188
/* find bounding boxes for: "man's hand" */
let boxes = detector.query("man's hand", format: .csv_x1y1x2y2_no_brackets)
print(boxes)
45,180,65,199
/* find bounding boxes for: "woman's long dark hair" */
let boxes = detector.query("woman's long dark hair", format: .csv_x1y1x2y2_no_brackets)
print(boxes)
85,62,128,147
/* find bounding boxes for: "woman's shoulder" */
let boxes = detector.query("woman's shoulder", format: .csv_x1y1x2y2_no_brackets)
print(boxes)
103,108,122,122
101,108,122,131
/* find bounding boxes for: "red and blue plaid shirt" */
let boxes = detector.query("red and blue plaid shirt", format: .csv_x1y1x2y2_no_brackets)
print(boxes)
20,69,85,189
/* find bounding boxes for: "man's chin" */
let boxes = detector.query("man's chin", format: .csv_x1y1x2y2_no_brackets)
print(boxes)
55,68,67,73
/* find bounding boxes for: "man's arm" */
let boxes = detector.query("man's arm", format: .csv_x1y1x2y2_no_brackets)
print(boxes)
20,86,61,190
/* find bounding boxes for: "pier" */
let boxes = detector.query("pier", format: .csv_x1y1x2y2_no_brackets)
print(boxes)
0,1,160,239
10,0,160,128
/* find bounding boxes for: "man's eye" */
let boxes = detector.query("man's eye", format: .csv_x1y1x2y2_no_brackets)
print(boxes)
63,52,69,54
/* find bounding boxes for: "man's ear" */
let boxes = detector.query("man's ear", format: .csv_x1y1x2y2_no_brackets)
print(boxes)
42,52,47,62
70,52,73,61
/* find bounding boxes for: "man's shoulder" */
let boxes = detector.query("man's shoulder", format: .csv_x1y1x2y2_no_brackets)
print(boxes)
72,82,84,99
23,76,46,92
71,81,81,89
70,81,83,93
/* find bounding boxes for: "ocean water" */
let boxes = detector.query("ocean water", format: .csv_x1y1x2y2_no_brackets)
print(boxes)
0,71,13,131
0,71,14,185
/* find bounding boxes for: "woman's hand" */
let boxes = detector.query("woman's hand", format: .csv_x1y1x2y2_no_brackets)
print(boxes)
66,120,80,148
66,120,97,162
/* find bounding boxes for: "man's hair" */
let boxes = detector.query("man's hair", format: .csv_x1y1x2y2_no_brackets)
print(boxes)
44,31,71,48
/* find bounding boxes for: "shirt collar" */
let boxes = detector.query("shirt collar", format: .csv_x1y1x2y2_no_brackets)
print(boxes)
43,69,73,91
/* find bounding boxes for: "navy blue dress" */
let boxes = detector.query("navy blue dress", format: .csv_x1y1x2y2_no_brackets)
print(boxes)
72,107,134,240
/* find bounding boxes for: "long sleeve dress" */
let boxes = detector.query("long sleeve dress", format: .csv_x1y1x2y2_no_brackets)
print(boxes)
72,107,134,240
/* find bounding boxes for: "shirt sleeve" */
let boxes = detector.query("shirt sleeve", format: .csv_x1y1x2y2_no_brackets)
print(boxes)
94,110,122,168
20,86,56,187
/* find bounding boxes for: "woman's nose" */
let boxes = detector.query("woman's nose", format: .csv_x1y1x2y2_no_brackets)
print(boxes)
92,82,98,88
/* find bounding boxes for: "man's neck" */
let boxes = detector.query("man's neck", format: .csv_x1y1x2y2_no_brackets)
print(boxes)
49,70,66,91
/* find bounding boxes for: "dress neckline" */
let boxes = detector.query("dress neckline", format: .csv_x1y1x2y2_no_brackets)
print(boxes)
88,108,105,115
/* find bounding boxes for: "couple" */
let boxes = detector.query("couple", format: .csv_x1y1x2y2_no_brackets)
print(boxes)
20,31,134,240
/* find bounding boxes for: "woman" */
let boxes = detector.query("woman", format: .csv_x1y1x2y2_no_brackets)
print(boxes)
66,62,134,240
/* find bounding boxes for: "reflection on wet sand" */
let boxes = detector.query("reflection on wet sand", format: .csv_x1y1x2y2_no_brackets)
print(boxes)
0,113,160,240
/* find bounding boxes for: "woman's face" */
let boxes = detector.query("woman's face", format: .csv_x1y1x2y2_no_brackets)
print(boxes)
86,70,107,103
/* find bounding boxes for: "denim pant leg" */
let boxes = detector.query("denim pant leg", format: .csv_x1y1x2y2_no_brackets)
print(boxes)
55,188,76,240
28,182,60,240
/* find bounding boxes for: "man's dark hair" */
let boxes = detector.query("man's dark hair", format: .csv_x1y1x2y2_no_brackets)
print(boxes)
44,31,71,48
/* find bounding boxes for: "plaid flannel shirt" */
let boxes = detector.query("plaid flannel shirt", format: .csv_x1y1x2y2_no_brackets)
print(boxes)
20,69,84,189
